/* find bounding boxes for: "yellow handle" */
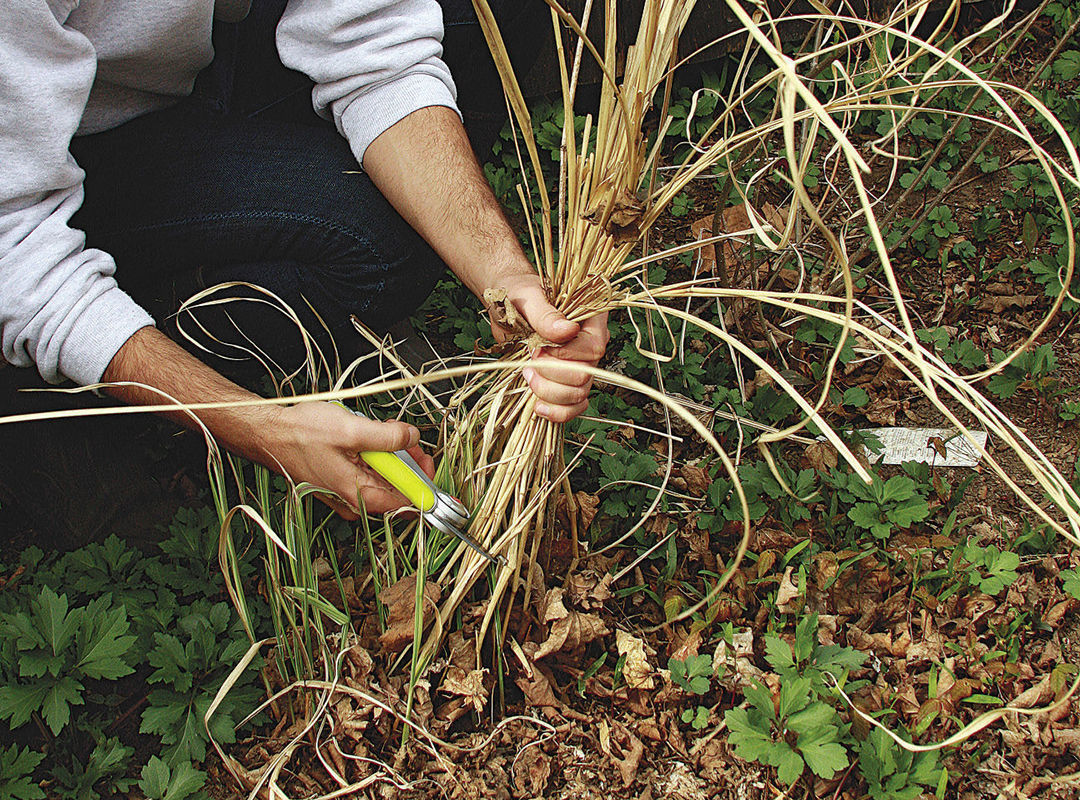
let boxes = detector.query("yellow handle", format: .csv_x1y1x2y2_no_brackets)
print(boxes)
360,451,437,512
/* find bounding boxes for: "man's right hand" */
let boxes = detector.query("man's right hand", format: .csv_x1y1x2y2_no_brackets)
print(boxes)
103,326,434,519
268,401,435,519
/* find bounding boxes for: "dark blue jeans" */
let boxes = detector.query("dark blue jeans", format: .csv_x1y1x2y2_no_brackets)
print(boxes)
68,0,545,378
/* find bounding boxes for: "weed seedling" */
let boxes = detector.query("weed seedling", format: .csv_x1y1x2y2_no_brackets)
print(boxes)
961,542,1020,595
858,726,946,800
725,676,849,785
669,653,713,695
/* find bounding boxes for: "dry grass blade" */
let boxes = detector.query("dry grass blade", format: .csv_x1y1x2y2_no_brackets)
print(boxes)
4,0,1080,784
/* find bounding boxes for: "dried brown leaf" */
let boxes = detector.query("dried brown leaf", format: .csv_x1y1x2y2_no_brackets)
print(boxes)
976,294,1039,314
617,629,656,690
542,587,567,620
608,723,645,788
567,571,614,610
514,744,552,796
441,666,488,713
535,607,609,659
680,464,710,496
670,629,702,663
516,666,561,709
776,567,800,613
689,215,717,271
805,440,839,473
864,397,902,426
586,187,647,244
378,574,442,654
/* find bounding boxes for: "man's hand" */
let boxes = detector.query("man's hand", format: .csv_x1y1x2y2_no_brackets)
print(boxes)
268,402,435,519
491,272,609,423
363,106,610,423
103,326,433,518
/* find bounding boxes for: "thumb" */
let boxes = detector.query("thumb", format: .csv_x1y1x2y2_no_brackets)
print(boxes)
515,288,578,344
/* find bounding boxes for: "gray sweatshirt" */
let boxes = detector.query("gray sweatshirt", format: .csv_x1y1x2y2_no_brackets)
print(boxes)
0,0,457,386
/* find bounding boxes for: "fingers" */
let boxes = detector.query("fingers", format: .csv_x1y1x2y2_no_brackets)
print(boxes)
522,366,591,407
505,282,579,344
527,311,610,385
523,312,610,424
534,398,590,423
406,444,436,479
525,359,593,423
523,302,578,344
357,481,414,515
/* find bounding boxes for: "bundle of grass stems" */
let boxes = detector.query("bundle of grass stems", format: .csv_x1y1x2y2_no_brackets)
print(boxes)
6,0,1080,793
415,0,1080,698
203,0,1080,790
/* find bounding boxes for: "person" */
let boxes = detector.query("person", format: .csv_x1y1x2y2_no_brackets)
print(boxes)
0,0,610,522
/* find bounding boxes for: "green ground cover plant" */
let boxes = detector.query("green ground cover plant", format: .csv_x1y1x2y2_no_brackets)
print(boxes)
2,0,1080,796
0,512,263,798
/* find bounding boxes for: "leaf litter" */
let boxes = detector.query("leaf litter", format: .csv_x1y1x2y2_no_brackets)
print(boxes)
179,0,1080,796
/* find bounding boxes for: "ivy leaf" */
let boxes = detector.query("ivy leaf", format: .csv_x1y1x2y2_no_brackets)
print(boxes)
1061,569,1080,600
763,634,795,677
848,503,883,531
148,634,194,693
814,644,868,677
35,588,77,659
881,476,917,503
156,698,207,765
786,701,834,734
778,676,812,719
53,736,134,800
0,684,50,731
140,691,186,739
139,756,206,800
139,757,171,798
907,747,943,787
743,679,776,720
889,496,930,528
725,707,773,763
773,744,806,785
1053,50,1080,80
842,386,870,407
859,728,894,787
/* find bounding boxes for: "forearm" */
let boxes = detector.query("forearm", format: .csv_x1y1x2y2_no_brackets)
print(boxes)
362,105,535,297
362,105,608,425
101,326,278,465
101,326,430,516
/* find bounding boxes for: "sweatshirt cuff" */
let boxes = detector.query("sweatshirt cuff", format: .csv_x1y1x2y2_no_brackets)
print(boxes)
56,286,155,386
339,72,460,166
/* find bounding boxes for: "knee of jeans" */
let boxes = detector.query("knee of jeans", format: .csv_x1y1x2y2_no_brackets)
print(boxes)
306,241,447,330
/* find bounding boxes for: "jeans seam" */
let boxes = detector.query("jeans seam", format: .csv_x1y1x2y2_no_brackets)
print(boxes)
103,210,383,260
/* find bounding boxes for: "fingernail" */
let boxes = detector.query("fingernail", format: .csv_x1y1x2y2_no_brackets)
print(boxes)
535,402,552,418
522,367,536,383
531,347,543,359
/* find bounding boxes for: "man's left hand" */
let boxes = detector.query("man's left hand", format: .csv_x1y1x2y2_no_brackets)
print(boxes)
362,107,609,423
490,272,609,423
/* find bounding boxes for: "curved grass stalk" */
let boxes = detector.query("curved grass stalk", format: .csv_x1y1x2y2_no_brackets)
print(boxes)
7,0,1080,781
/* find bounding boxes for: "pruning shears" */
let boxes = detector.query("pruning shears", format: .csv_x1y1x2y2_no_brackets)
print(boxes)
340,405,505,567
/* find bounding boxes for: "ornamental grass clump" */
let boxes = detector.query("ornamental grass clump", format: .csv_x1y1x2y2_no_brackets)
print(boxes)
391,0,1080,747
205,3,1080,777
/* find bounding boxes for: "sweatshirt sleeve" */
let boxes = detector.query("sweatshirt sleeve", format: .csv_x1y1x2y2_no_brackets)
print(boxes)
276,0,459,166
0,1,155,386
